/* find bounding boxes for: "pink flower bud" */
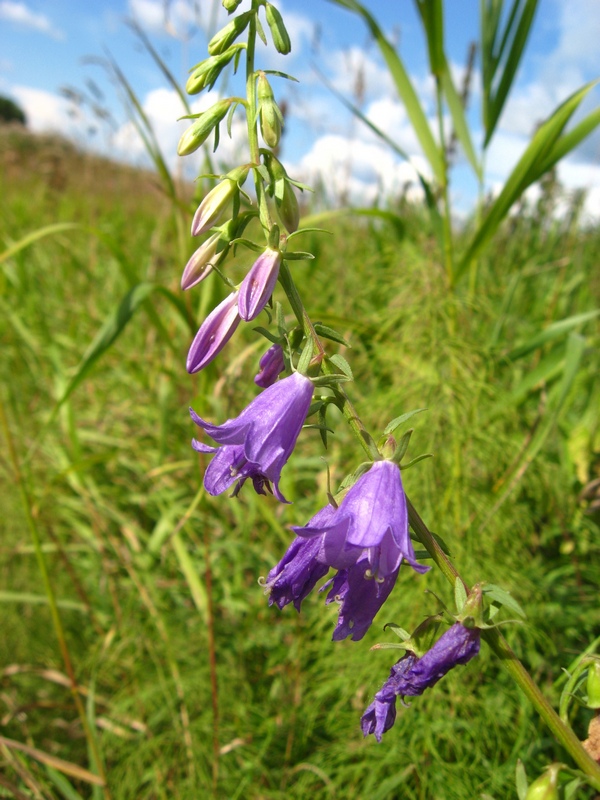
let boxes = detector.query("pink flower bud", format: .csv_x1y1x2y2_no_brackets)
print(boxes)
238,248,281,321
181,233,221,290
187,292,241,373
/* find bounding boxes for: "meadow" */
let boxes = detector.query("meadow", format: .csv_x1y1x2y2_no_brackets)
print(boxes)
0,118,599,799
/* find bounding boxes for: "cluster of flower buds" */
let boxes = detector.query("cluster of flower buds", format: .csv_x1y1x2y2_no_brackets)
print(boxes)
178,2,305,378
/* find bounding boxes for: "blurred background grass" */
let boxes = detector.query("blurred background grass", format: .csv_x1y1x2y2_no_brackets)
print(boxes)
1,124,599,798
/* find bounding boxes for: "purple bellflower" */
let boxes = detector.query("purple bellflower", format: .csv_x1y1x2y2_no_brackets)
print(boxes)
187,291,241,373
265,461,429,641
238,248,281,321
361,623,481,741
191,371,313,502
254,344,285,388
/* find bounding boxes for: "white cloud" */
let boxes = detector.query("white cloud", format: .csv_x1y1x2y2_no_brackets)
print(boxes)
111,87,246,176
0,1,64,39
127,0,229,38
293,133,428,206
11,85,93,138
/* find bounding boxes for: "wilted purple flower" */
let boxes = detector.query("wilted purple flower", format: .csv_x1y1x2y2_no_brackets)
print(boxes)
361,623,481,741
238,248,281,321
187,291,240,373
190,371,313,501
255,344,285,388
181,232,221,290
265,461,428,641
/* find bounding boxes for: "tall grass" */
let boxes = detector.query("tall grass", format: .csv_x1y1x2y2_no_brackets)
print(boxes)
1,123,599,797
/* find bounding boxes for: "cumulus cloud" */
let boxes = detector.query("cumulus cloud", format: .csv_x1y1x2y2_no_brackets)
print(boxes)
11,85,93,137
111,87,246,175
292,133,429,206
0,0,64,39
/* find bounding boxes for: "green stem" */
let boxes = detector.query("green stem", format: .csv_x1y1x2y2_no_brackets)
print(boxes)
435,76,455,289
407,491,600,789
0,397,110,797
246,3,273,236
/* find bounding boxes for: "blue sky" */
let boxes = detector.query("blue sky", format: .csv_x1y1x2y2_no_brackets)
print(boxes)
1,0,599,218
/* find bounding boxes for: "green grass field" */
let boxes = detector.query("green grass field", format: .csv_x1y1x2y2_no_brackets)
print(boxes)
1,126,599,798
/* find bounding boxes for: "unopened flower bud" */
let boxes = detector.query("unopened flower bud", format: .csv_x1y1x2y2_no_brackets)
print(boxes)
255,344,285,388
191,165,250,236
222,0,243,11
276,178,299,232
265,3,291,55
208,11,252,56
186,47,241,95
181,233,222,290
587,661,600,709
525,766,559,800
177,99,232,156
187,292,241,373
238,248,281,321
257,73,283,149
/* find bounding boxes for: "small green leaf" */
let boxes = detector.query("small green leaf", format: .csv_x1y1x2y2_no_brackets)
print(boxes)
329,353,353,380
515,759,529,800
313,323,351,347
482,584,526,619
297,339,314,375
384,408,427,435
454,577,467,614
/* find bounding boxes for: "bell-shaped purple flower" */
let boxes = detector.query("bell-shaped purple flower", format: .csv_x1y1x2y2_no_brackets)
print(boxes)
254,344,285,388
361,623,481,741
238,248,281,321
265,507,334,610
190,371,313,502
322,557,400,641
187,291,241,373
265,464,428,641
294,460,428,579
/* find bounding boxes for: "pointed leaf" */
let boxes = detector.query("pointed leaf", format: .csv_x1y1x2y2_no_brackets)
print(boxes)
458,82,597,279
329,0,444,182
441,60,481,179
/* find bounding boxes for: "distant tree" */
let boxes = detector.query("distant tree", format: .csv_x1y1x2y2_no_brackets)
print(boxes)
0,96,26,125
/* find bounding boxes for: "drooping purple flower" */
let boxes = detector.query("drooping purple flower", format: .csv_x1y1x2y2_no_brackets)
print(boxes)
323,557,400,641
187,291,241,373
294,460,428,579
265,462,428,640
190,371,313,502
254,344,285,388
265,505,335,610
361,623,481,741
238,248,281,321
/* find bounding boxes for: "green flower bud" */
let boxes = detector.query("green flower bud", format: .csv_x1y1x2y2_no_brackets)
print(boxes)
208,11,252,56
587,661,600,709
186,47,241,95
222,0,243,11
257,73,283,149
525,766,559,800
177,99,232,156
265,3,291,55
276,178,299,232
265,154,299,232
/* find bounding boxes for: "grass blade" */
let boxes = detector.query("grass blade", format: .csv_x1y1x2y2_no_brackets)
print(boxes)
457,82,597,279
328,0,444,182
441,59,481,179
0,736,105,787
0,223,81,266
